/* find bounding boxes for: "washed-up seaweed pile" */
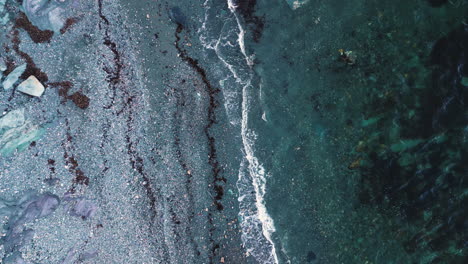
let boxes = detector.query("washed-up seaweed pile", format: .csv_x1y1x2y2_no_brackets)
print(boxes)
343,2,467,263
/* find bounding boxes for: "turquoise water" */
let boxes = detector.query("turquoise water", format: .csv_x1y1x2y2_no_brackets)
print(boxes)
250,0,467,263
0,0,467,263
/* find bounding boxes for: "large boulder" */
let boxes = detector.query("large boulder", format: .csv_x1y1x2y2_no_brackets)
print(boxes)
22,0,73,33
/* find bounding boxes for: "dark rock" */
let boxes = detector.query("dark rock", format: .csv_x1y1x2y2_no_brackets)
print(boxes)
14,13,54,43
68,199,97,220
21,193,60,220
1,192,60,262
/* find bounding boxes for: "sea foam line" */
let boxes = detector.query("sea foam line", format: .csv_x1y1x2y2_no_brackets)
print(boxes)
198,1,280,262
227,0,254,66
239,81,279,264
227,1,279,263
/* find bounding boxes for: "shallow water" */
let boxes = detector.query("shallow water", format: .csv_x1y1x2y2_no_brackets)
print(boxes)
0,0,467,263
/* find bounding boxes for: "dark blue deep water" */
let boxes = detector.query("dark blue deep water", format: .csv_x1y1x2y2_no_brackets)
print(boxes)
0,0,467,263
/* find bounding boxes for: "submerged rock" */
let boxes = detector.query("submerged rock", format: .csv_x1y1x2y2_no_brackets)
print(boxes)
3,64,27,90
26,195,59,219
0,13,8,26
356,23,468,263
17,75,45,97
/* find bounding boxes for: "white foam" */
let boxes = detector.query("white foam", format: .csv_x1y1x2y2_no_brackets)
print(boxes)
239,81,279,264
198,1,281,263
285,0,311,10
227,1,254,66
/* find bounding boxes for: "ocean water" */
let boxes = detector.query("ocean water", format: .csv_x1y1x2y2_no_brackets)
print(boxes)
0,0,467,263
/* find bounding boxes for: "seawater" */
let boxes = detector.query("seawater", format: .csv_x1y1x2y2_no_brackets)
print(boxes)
234,0,468,263
199,0,281,262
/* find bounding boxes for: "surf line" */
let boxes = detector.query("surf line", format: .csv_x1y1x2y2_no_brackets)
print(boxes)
227,1,280,263
174,21,226,263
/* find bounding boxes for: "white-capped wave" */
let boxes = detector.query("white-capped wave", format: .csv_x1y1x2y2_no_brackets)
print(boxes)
199,1,280,263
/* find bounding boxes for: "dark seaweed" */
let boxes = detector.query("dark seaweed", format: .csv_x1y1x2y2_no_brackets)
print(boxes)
14,13,53,43
174,22,224,264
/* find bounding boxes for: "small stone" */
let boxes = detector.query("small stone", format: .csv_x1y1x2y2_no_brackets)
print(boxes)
0,59,6,72
17,75,45,97
2,64,26,90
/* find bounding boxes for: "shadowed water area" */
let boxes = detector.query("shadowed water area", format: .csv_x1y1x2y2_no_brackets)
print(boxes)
0,0,466,263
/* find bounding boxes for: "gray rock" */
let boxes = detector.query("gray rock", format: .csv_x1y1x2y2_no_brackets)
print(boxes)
79,250,98,261
17,76,45,97
3,64,26,90
68,199,97,219
23,0,73,33
1,193,59,263
0,109,25,132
